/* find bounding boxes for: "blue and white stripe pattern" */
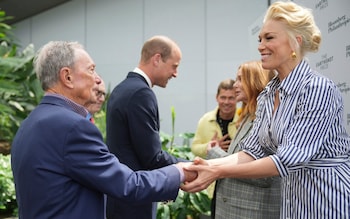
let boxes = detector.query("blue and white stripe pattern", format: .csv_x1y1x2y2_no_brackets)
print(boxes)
241,60,350,219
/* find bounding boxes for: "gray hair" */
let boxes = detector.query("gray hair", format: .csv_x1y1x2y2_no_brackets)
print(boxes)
34,41,84,90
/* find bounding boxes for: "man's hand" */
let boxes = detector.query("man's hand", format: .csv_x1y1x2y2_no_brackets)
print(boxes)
206,140,218,152
180,157,219,193
218,134,231,151
175,162,197,183
207,132,231,152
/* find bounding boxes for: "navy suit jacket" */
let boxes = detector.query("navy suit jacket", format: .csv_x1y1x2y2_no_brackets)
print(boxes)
106,72,185,218
11,95,180,219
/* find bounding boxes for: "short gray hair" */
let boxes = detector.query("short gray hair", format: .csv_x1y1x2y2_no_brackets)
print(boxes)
34,41,84,90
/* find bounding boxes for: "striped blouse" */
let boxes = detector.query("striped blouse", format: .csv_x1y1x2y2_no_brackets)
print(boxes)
240,60,350,219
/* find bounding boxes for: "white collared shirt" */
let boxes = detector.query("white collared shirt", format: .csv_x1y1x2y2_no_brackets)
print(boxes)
133,67,152,88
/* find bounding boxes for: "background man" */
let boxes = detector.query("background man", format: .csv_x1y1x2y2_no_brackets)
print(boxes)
190,78,238,214
86,79,106,123
191,78,238,159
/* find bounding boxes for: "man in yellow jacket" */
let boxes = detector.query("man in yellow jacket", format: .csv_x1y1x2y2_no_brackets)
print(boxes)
191,78,239,194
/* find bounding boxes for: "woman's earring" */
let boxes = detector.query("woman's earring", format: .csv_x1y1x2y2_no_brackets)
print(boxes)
291,52,297,59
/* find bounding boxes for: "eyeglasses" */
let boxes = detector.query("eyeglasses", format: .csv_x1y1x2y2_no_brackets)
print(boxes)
96,90,106,98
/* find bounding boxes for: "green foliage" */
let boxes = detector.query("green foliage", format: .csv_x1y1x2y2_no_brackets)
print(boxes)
0,11,17,46
0,10,43,143
0,42,42,142
157,190,211,219
94,110,107,141
0,154,16,216
158,131,211,219
0,10,38,216
157,108,211,219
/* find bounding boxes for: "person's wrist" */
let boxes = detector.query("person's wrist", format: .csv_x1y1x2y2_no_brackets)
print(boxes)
173,164,185,182
206,143,212,153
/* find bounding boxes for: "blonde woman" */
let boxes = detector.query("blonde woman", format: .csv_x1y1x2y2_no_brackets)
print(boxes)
183,2,350,218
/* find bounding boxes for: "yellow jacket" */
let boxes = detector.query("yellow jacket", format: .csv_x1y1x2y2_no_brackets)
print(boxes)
191,107,239,198
191,107,238,158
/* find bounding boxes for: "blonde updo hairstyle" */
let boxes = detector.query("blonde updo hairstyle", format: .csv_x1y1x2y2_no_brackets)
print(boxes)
264,1,321,57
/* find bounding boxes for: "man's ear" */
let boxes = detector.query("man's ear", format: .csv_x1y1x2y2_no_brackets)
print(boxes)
60,67,74,88
153,53,162,66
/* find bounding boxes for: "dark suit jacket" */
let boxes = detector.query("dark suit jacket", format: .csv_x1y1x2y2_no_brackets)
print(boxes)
11,95,180,219
106,72,185,219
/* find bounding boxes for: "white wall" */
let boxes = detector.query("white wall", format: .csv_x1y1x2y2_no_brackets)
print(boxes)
12,0,268,143
293,0,350,133
14,0,350,140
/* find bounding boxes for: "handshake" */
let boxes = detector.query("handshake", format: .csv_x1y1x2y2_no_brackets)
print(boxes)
175,158,219,193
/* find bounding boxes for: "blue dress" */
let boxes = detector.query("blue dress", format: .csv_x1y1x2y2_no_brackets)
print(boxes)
241,60,350,219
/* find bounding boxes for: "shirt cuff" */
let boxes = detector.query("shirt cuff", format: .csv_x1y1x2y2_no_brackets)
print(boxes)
173,164,185,182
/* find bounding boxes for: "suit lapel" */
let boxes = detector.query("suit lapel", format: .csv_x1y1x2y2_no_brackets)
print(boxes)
228,116,253,154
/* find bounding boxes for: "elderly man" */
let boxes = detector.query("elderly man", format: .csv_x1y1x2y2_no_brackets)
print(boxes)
11,41,196,219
